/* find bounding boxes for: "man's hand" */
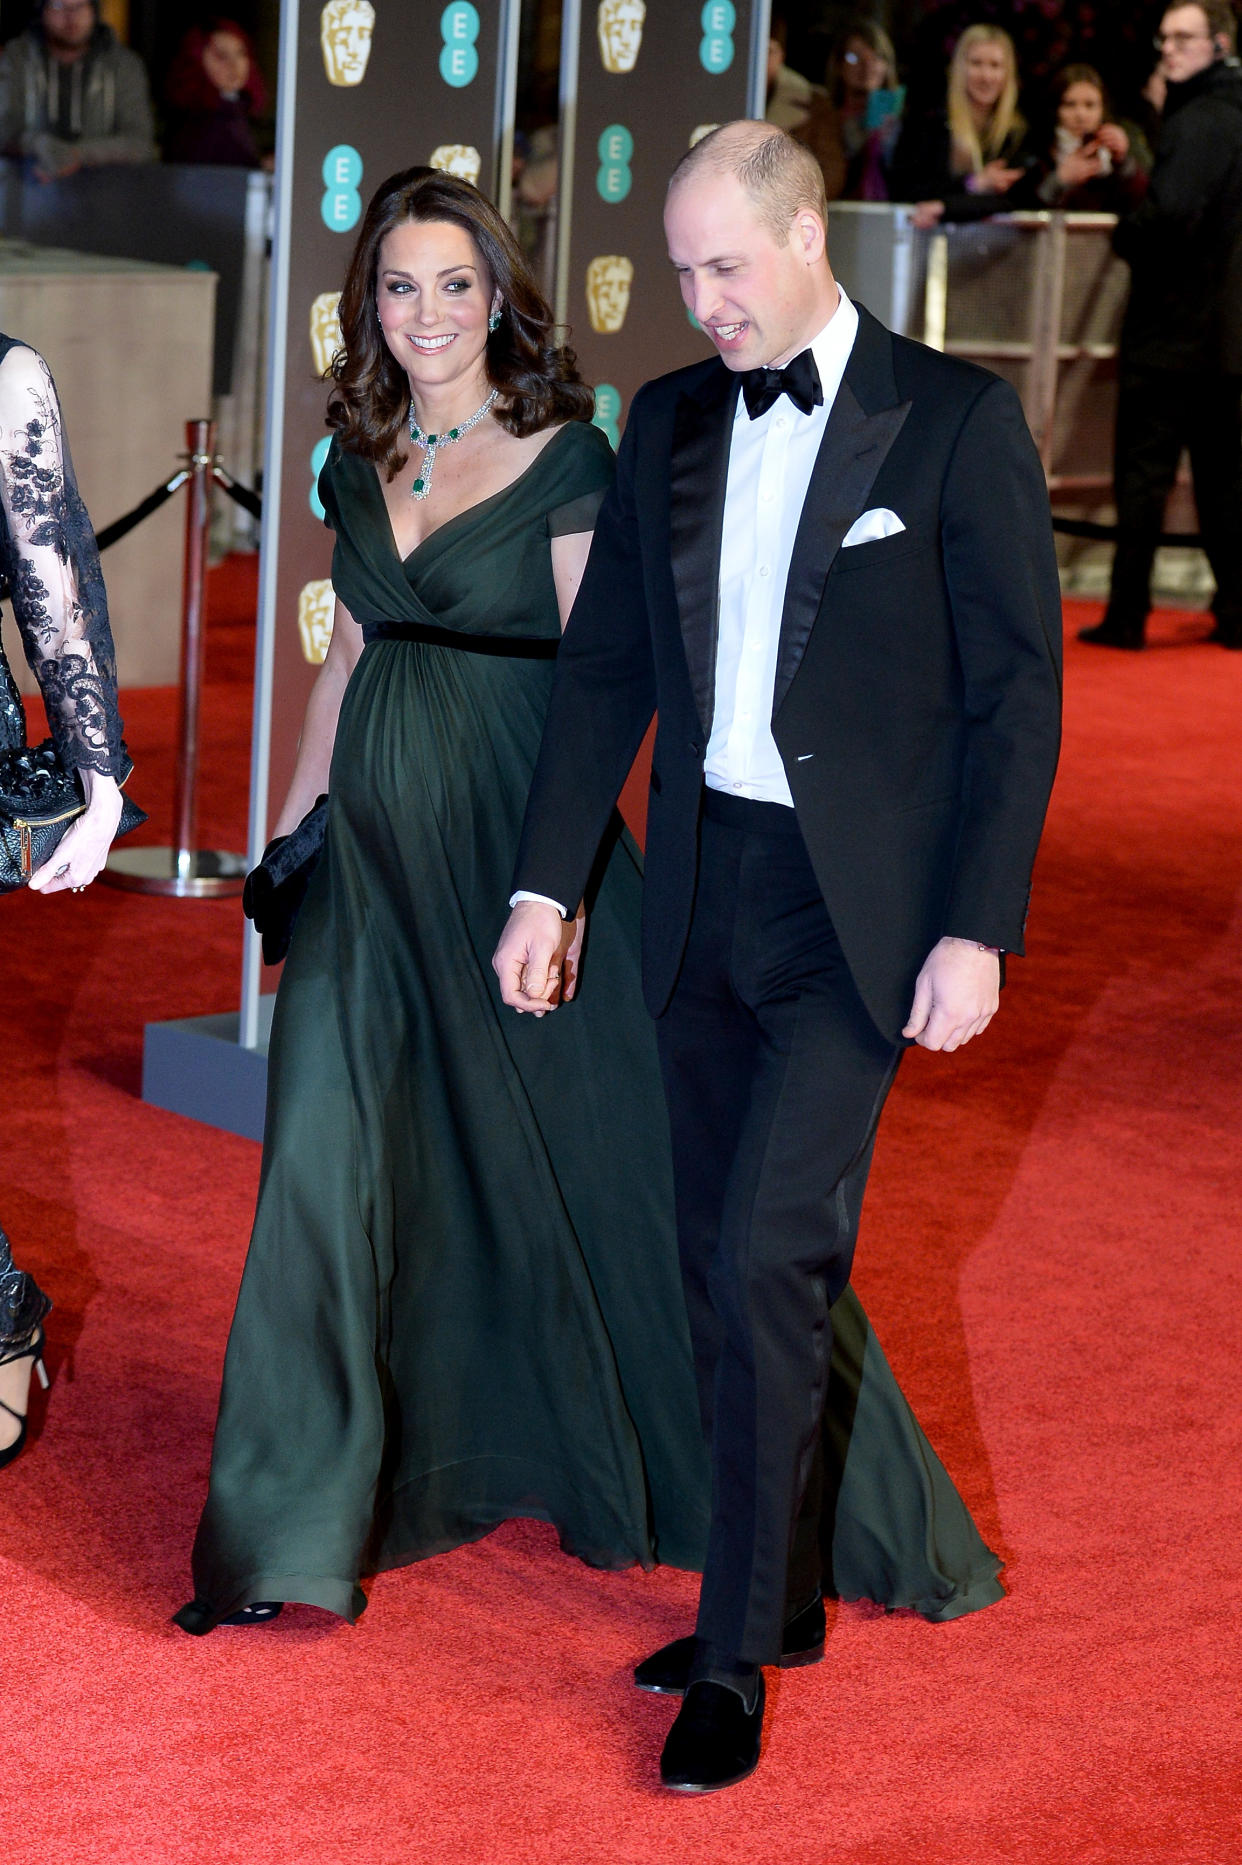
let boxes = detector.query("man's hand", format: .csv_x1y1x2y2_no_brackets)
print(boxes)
902,935,1001,1052
493,900,572,1017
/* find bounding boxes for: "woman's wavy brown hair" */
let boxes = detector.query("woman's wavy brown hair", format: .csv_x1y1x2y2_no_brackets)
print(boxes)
327,166,594,478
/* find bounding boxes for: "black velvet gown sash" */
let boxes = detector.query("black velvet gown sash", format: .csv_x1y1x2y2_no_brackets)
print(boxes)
668,368,739,741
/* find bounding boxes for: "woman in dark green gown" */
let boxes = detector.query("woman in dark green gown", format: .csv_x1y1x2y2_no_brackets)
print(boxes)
176,169,1001,1636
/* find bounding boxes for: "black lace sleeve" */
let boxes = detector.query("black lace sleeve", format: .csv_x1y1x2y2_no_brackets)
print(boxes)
0,341,123,776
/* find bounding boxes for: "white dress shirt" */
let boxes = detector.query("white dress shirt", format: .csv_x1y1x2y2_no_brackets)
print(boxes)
705,288,859,807
511,290,859,913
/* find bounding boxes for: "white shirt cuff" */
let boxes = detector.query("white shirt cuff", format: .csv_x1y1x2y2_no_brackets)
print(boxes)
509,889,569,918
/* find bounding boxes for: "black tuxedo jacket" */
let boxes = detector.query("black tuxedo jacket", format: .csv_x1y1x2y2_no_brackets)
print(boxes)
515,306,1063,1041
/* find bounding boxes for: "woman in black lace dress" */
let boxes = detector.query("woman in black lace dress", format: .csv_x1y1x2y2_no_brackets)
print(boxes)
0,333,129,1469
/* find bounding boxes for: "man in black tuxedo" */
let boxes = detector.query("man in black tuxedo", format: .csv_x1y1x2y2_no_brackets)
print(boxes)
494,122,1062,1794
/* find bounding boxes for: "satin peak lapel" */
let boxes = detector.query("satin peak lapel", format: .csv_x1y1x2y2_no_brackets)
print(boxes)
669,368,737,741
773,380,910,718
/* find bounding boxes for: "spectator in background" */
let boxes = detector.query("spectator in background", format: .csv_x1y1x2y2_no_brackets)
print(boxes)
1033,65,1148,214
1080,0,1242,650
0,0,156,180
163,16,267,169
766,9,846,200
891,23,1033,228
826,18,904,201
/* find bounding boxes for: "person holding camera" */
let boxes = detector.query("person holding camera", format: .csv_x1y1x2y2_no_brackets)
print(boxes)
1081,1,1242,650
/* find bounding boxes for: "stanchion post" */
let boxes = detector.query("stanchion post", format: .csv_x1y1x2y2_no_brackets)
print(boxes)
103,421,249,898
173,418,212,883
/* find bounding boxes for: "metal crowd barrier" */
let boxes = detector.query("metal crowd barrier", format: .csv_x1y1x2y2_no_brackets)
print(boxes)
825,203,1206,563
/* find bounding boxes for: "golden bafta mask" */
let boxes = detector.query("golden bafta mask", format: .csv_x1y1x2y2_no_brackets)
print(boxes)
429,144,482,187
690,124,719,147
597,0,645,74
586,255,634,334
320,0,375,87
309,293,344,377
297,579,336,665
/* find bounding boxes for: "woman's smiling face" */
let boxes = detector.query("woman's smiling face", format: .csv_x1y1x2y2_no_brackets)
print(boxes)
375,217,497,393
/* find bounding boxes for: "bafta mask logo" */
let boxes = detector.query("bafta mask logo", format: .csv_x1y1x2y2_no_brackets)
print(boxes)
597,0,645,74
586,255,634,334
429,144,482,186
297,579,336,665
309,293,344,377
689,123,719,147
320,0,375,87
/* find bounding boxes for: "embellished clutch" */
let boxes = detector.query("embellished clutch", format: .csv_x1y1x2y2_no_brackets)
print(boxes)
0,645,146,893
0,742,146,891
241,795,328,965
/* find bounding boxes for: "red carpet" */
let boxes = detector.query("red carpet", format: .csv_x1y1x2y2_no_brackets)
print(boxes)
1,566,1239,1863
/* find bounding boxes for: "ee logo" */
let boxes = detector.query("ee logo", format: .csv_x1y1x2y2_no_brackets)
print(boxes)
592,384,622,449
700,0,735,74
321,143,362,232
309,435,332,520
596,125,633,203
440,2,480,87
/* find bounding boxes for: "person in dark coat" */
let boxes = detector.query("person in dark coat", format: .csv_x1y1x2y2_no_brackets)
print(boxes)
1081,1,1242,649
0,0,156,178
1032,65,1149,215
890,23,1034,228
495,121,1062,1794
162,17,266,169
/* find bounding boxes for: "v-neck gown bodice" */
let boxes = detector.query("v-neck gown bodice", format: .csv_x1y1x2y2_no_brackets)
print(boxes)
180,420,1002,1630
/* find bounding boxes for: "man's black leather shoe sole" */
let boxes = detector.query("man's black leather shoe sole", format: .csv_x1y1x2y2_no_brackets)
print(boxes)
660,1677,765,1794
634,1594,825,1695
1077,618,1144,649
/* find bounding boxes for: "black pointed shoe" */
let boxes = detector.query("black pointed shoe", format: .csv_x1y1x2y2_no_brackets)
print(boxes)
1077,615,1145,649
634,1593,825,1695
659,1677,765,1794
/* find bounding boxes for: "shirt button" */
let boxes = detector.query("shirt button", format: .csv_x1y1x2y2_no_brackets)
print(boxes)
732,781,744,790
761,490,774,503
775,416,788,430
758,565,770,578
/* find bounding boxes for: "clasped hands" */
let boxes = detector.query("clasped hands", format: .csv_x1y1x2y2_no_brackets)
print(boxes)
495,908,1000,1052
492,899,585,1017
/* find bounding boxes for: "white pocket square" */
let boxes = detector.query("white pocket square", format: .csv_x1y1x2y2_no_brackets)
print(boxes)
842,508,906,547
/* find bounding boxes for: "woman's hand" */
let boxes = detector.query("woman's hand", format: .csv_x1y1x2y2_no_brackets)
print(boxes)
970,160,1025,195
911,198,946,229
1057,146,1104,189
1094,122,1129,161
28,772,124,893
554,902,586,1005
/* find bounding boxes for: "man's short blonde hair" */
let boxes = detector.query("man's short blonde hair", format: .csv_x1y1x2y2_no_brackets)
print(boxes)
668,120,827,243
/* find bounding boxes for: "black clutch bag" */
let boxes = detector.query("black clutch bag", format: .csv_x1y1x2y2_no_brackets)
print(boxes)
242,795,328,965
0,646,146,893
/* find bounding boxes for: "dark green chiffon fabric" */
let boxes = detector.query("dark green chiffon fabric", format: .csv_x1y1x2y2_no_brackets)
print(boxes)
183,421,1002,1629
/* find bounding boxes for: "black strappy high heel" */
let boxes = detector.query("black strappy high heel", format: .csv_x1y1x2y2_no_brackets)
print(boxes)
0,1323,50,1471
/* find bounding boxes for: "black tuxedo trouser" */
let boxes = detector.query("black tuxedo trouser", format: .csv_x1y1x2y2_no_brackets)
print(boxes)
655,790,902,1666
1108,366,1242,633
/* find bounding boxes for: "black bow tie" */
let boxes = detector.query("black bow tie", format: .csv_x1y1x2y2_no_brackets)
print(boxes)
740,348,823,420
